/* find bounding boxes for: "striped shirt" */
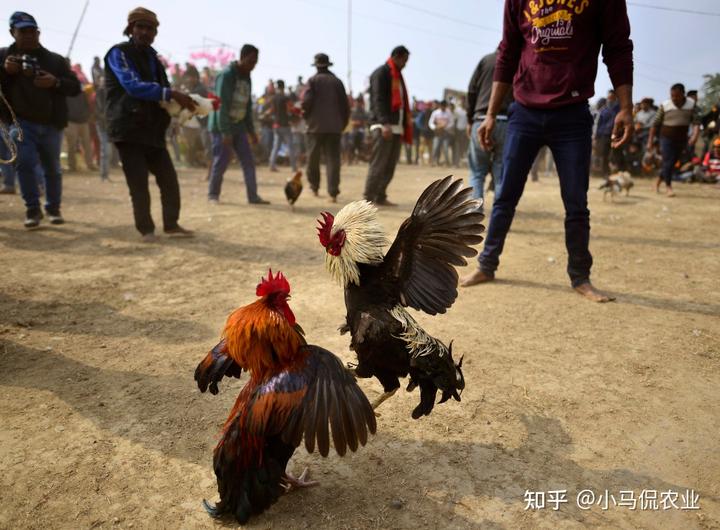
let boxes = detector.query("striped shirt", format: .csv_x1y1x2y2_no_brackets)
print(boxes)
652,98,700,142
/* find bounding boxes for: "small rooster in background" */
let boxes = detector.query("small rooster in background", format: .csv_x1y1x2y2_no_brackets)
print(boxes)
284,170,303,209
599,171,634,201
194,270,376,525
317,176,485,419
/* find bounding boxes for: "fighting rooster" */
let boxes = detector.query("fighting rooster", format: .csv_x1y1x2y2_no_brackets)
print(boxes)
194,270,376,524
317,176,485,419
284,170,303,208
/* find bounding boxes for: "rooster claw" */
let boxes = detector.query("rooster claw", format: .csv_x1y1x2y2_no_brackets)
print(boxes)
281,468,319,492
202,499,222,518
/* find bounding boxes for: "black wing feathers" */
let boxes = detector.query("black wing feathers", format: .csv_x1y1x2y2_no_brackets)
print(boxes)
382,176,485,315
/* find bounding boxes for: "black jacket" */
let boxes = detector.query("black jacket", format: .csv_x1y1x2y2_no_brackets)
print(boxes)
0,44,81,129
104,41,171,147
466,51,513,123
301,69,349,134
368,63,406,126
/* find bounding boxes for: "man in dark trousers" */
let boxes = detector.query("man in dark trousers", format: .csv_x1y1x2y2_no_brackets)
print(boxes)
461,0,634,302
301,53,349,202
0,11,81,228
105,7,196,241
466,46,513,208
363,46,412,207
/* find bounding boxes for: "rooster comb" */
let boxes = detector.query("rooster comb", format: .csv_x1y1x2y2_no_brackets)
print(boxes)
317,212,334,247
256,269,291,297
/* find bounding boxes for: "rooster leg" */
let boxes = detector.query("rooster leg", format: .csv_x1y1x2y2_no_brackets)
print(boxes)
280,468,319,492
371,388,398,410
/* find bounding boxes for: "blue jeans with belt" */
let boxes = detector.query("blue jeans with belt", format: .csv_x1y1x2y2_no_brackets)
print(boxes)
479,102,594,287
13,119,63,215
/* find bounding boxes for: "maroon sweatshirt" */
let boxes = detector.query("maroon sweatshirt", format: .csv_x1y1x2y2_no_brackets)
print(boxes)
494,0,633,109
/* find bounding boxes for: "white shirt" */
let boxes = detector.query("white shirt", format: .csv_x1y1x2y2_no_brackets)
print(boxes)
429,108,455,131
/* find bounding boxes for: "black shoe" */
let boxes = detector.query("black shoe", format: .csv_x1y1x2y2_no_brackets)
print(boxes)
375,199,398,207
46,210,65,225
249,197,270,205
24,209,43,229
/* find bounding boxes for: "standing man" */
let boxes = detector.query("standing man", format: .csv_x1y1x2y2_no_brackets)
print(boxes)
0,11,80,228
207,44,269,205
461,0,634,302
466,47,513,205
363,45,412,207
65,81,97,172
269,79,297,173
647,83,700,197
429,100,454,167
302,53,349,202
105,7,196,241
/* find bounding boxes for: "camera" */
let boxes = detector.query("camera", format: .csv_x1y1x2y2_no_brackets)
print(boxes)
19,54,39,78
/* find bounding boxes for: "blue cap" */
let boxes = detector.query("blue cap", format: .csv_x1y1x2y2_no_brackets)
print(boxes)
10,11,38,29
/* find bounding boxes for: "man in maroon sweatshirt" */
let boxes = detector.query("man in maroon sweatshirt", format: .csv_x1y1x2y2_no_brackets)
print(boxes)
461,0,634,302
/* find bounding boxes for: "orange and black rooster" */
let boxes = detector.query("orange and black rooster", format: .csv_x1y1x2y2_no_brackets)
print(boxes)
317,176,485,419
194,270,376,524
284,170,303,208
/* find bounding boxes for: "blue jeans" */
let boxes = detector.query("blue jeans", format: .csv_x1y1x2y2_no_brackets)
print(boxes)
208,131,258,201
468,119,507,203
479,102,594,287
270,126,297,171
0,136,16,189
432,130,451,165
96,123,110,180
13,119,63,214
659,137,686,187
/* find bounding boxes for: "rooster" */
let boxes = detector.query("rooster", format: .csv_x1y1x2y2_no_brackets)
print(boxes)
160,92,220,126
316,176,485,419
194,270,376,524
284,170,303,208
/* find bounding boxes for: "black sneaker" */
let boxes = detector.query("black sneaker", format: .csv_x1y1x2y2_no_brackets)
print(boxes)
249,197,270,205
24,209,43,229
46,210,65,225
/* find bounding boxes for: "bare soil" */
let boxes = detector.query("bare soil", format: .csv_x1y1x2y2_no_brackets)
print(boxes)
1,162,719,529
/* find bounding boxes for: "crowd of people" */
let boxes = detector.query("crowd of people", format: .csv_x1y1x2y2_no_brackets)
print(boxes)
1,6,719,243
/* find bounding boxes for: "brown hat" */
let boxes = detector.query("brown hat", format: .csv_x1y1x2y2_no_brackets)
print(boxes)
124,7,159,35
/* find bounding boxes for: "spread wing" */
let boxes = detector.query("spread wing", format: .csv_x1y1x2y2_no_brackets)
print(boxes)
380,176,485,315
245,345,376,457
194,339,243,395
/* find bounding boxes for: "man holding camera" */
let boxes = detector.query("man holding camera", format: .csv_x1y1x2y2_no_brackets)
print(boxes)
0,11,81,228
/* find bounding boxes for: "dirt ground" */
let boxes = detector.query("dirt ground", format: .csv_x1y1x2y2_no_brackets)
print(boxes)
0,161,719,530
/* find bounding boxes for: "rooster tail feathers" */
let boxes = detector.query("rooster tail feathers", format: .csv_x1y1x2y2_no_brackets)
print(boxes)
194,339,242,395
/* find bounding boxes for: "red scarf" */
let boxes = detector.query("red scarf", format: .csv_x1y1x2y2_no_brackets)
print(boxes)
386,58,413,144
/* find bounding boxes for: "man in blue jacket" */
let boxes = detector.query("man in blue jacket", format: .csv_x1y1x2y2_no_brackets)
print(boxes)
105,7,196,241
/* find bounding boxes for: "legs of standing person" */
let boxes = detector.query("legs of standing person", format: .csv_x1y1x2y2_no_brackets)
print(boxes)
78,123,95,170
306,132,322,195
325,133,341,199
477,104,543,277
15,120,42,219
35,125,63,215
431,132,441,165
65,122,79,172
281,126,297,172
145,146,181,231
269,127,282,170
364,129,393,202
659,137,681,194
546,104,594,288
490,120,508,193
596,135,611,177
208,132,230,200
116,142,155,235
96,124,109,180
468,120,492,203
375,135,402,203
232,131,261,202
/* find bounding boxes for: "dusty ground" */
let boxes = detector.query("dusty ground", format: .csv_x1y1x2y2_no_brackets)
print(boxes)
0,161,719,530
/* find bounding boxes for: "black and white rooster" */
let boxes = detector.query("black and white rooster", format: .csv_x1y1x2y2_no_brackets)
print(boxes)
316,176,485,418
